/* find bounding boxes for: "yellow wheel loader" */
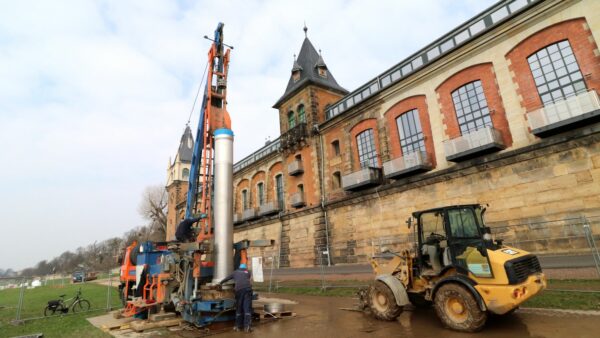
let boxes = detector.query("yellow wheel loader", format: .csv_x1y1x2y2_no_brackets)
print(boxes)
360,204,546,332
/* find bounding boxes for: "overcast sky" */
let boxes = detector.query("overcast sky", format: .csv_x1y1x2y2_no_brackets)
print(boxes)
0,0,497,270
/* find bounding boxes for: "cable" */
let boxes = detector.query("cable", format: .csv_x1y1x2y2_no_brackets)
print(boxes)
187,61,209,125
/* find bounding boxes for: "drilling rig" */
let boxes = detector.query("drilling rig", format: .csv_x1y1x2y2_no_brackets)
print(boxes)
118,23,272,328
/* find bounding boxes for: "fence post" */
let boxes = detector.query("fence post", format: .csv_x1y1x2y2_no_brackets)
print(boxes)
319,248,326,292
14,278,26,324
582,217,600,277
106,269,112,311
268,255,275,293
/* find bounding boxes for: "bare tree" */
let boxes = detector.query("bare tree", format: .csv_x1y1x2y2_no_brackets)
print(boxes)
138,185,168,235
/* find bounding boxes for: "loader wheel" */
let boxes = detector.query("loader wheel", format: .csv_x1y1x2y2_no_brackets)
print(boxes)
434,283,487,332
368,281,402,321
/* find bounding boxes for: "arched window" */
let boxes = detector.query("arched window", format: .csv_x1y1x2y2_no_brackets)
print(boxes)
451,80,492,135
297,184,304,195
331,140,340,156
288,111,296,128
356,129,378,168
395,109,425,154
275,174,284,210
241,189,248,210
257,182,264,206
332,171,341,189
297,104,306,123
182,168,190,180
527,40,586,105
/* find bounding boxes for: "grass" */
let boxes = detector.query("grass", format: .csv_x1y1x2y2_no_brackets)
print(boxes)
523,279,600,310
255,279,600,310
0,282,122,338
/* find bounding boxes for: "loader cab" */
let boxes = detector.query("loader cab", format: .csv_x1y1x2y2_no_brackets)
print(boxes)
414,205,493,278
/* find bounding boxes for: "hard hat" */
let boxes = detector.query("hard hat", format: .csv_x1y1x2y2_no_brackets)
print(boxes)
239,263,247,269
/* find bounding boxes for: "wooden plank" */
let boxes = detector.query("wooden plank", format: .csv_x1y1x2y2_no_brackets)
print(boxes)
88,312,135,331
129,318,182,332
149,312,176,322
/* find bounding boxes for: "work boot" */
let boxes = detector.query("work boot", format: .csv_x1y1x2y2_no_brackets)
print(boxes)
244,327,253,333
233,326,241,332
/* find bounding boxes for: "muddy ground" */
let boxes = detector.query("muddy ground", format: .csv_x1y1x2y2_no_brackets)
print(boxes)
108,293,598,338
212,293,598,338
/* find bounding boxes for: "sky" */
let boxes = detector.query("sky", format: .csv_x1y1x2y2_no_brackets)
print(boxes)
0,0,497,270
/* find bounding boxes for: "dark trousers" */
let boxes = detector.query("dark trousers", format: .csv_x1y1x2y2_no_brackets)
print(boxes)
235,287,253,329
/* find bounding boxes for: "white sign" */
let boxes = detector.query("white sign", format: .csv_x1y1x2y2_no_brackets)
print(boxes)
251,257,264,283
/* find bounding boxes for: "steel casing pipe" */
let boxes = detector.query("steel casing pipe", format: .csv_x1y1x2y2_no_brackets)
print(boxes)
212,128,234,283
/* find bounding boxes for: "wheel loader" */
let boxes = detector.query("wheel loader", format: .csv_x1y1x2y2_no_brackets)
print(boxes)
359,204,546,332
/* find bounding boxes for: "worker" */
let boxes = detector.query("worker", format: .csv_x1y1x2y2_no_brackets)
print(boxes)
175,214,205,242
219,263,253,332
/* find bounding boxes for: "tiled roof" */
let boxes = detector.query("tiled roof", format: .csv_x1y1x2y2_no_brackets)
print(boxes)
176,125,193,163
273,37,348,108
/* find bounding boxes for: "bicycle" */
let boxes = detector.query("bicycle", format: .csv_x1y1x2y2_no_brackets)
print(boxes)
44,288,91,316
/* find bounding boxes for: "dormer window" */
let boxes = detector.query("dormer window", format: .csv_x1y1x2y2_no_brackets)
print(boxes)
292,70,301,82
317,67,327,78
315,49,328,78
292,54,303,83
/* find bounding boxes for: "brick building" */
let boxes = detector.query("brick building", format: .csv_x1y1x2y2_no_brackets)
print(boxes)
168,0,600,267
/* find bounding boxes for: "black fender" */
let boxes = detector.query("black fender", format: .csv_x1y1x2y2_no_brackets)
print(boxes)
431,275,486,311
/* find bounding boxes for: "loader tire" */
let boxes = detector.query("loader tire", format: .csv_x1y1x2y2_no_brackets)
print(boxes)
434,283,487,332
368,281,402,321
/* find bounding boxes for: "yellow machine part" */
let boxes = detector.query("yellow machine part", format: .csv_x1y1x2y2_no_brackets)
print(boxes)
466,246,547,314
475,273,546,314
469,246,536,285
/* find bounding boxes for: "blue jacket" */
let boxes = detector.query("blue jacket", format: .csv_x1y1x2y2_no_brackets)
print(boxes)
220,269,252,291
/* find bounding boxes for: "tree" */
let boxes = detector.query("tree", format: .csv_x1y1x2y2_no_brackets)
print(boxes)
138,185,168,236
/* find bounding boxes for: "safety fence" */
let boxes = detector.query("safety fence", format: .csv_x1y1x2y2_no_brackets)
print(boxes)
250,214,600,293
251,247,370,293
0,269,122,327
487,215,600,277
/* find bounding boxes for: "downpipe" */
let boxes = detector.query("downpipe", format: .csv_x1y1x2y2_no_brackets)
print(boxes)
315,124,332,266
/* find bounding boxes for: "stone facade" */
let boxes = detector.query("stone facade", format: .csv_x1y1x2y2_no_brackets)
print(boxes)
169,0,600,267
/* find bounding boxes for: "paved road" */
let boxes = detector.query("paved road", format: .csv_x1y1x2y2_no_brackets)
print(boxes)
269,254,597,277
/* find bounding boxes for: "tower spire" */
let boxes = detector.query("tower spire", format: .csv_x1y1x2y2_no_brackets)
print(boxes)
303,22,308,38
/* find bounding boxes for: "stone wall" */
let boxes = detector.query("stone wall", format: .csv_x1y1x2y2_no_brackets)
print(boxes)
234,128,600,267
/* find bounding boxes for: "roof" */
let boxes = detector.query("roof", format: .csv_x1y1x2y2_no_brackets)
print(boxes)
323,0,543,121
175,125,194,163
273,37,348,108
